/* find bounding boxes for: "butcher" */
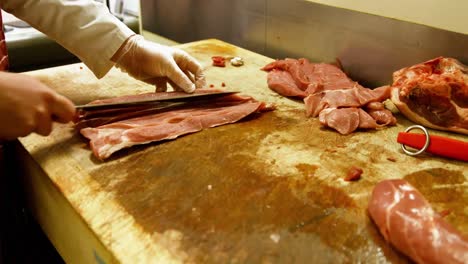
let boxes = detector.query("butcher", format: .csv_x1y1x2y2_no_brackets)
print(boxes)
0,0,205,262
0,0,206,141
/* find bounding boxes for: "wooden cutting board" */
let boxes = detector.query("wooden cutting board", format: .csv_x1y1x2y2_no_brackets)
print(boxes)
18,39,467,263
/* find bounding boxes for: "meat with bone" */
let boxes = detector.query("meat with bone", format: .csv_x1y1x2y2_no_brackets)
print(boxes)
368,179,468,264
78,90,273,160
390,57,468,135
262,58,396,134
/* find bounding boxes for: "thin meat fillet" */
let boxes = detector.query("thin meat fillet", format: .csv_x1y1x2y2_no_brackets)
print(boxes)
368,179,468,264
78,90,273,160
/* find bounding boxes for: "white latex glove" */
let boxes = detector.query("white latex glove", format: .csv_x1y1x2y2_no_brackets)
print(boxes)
113,35,206,93
0,72,76,140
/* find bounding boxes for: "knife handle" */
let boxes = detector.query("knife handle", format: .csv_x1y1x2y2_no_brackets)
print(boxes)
397,132,468,162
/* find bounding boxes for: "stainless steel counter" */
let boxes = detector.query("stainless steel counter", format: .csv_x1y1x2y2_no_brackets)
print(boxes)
141,0,468,87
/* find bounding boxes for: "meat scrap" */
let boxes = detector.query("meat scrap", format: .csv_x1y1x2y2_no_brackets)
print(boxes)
262,58,396,134
344,166,363,181
212,56,226,67
368,179,468,264
77,90,274,160
390,57,468,135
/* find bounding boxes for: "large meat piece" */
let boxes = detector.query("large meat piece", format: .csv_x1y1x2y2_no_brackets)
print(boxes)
391,57,468,134
77,90,273,160
318,107,395,135
262,58,358,96
304,85,391,117
262,58,396,134
368,179,468,264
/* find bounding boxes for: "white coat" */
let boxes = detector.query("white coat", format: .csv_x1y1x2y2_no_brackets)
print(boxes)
0,0,135,78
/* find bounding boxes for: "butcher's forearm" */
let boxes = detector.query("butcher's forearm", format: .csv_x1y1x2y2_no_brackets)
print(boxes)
1,0,134,78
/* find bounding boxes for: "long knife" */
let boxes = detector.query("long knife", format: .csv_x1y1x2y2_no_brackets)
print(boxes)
75,91,239,111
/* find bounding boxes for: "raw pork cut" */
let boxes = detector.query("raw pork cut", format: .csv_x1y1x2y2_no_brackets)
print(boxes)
368,179,468,264
391,57,468,135
77,90,273,160
262,58,396,134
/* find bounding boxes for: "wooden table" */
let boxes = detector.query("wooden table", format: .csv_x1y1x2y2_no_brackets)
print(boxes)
16,39,467,263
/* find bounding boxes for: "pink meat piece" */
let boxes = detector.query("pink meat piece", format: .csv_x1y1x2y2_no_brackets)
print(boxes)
318,108,380,134
358,108,380,129
78,90,272,160
262,58,396,134
368,108,397,126
304,85,391,117
263,58,357,94
306,63,357,93
368,179,468,264
318,108,360,135
267,70,307,98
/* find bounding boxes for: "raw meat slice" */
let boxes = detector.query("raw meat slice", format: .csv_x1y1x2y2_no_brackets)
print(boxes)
266,70,307,98
318,108,360,135
262,58,396,134
368,179,468,264
262,58,358,95
304,85,391,117
391,57,468,135
367,108,397,126
318,108,384,135
75,90,252,129
78,90,273,160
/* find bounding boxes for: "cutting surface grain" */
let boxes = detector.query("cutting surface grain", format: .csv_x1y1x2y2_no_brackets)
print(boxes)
20,39,467,263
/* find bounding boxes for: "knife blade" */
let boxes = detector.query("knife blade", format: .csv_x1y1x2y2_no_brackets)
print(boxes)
75,91,239,111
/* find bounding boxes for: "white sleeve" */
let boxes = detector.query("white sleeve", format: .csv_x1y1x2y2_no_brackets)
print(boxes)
1,0,135,78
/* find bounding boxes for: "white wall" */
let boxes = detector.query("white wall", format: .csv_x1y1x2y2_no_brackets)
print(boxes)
307,0,468,34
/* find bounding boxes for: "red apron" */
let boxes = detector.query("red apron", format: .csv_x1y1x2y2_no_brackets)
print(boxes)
0,9,9,71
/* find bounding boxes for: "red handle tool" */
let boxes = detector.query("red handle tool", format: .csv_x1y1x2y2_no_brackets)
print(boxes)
397,126,468,162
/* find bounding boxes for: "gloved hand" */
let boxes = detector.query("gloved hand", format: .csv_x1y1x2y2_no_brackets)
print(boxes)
113,35,206,93
0,72,76,140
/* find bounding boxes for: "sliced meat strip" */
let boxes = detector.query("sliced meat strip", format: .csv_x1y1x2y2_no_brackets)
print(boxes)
304,89,361,117
358,108,380,129
304,85,392,117
368,179,468,264
318,108,380,134
318,108,360,135
76,90,254,129
263,59,358,94
368,108,397,126
79,91,272,160
267,70,307,98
